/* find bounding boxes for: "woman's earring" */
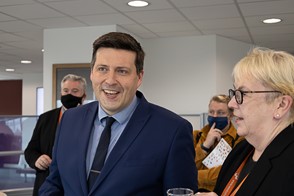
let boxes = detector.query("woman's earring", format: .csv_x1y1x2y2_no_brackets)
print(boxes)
275,114,280,119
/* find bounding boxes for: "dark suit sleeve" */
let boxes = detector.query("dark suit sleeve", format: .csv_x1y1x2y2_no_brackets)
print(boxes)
24,115,45,170
24,109,60,170
163,120,198,193
39,115,64,195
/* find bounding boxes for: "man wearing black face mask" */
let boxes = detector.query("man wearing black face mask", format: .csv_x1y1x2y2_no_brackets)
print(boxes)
193,94,244,192
24,74,87,196
61,94,83,109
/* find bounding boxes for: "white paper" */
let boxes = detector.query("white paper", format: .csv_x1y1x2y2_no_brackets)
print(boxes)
202,138,232,169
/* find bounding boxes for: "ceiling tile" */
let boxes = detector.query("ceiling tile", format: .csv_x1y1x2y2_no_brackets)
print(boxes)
240,0,294,16
192,18,245,30
125,9,186,23
120,24,152,34
0,0,35,6
228,35,252,43
0,3,65,19
104,0,173,12
156,31,202,37
28,17,87,28
45,0,116,16
180,4,240,20
6,40,42,50
250,25,294,35
0,32,28,42
144,21,196,33
13,30,43,42
253,33,294,42
0,13,16,21
245,13,294,27
0,0,294,75
170,0,234,7
0,20,41,33
203,28,250,37
76,14,135,26
134,33,158,39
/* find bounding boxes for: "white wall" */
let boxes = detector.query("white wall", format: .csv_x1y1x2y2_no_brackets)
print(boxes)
43,25,117,111
0,26,252,116
0,72,22,80
22,73,43,115
141,35,217,114
141,35,251,114
39,26,252,115
215,36,253,94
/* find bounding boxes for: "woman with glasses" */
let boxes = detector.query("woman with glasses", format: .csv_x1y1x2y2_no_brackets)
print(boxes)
193,94,243,192
196,47,294,196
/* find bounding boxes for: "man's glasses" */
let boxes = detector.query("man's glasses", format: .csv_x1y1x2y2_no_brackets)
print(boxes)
228,89,281,104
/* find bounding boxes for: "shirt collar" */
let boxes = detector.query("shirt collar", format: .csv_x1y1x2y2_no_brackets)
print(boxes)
98,95,139,124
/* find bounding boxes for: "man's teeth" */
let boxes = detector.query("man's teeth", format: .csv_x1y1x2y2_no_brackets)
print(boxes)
104,90,117,94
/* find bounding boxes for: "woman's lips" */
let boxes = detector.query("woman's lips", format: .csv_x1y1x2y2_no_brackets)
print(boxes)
233,115,243,124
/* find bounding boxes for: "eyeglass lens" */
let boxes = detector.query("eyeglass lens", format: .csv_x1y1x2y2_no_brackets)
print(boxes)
229,89,242,104
235,90,242,104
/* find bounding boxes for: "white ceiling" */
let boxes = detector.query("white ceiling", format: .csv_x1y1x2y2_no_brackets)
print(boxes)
0,0,294,75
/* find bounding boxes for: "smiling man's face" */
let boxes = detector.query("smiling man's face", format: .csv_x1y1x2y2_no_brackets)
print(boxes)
90,47,143,116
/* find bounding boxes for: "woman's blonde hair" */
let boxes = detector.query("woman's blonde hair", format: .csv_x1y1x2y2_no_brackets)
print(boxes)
232,47,294,122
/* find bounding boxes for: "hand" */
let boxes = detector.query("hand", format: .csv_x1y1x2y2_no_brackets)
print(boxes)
195,192,218,196
35,154,52,170
202,123,222,149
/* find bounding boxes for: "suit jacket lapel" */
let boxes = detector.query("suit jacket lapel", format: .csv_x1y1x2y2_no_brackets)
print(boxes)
89,93,151,194
47,108,62,154
77,102,98,195
238,156,271,195
215,140,253,193
237,125,294,195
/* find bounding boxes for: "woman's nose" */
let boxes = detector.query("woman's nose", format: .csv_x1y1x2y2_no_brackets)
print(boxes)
228,98,237,108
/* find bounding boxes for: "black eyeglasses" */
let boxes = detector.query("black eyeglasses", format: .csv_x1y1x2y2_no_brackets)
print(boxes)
228,89,281,104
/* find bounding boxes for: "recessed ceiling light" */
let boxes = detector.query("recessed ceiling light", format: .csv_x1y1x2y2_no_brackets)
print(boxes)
21,60,32,64
262,18,282,24
128,0,149,7
5,68,15,72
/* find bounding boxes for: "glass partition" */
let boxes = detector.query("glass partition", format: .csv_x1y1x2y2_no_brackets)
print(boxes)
0,116,38,191
179,113,208,130
0,113,207,192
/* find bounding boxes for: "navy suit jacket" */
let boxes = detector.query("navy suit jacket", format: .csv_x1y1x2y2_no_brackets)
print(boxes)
214,124,294,195
24,107,61,196
40,91,198,196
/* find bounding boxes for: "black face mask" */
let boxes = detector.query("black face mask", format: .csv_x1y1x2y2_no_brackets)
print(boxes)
61,94,83,109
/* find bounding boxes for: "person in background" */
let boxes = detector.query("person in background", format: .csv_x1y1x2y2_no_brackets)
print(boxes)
193,94,243,192
24,74,87,196
196,48,294,196
39,32,198,195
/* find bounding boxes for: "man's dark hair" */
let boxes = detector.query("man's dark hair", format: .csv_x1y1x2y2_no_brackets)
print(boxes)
90,32,145,74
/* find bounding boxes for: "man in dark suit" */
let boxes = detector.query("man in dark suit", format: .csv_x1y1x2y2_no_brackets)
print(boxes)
24,74,87,196
39,32,198,195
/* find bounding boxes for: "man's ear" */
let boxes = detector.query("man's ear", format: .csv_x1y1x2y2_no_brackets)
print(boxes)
82,93,87,103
